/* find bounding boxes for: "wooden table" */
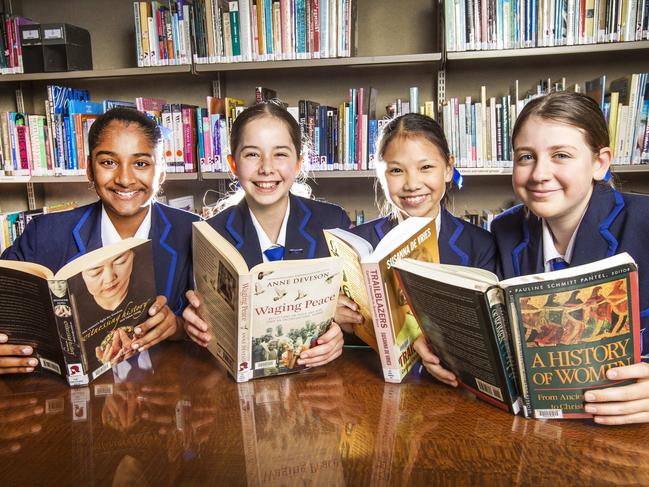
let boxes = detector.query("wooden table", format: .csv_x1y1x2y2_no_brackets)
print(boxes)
0,342,647,486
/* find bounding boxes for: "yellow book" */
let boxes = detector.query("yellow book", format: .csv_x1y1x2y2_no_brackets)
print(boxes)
608,91,620,157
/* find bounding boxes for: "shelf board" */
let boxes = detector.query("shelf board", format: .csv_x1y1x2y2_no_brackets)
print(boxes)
447,40,649,61
0,176,31,183
613,164,649,173
0,65,192,83
457,168,513,175
201,172,232,180
309,170,376,178
195,53,442,73
166,172,199,180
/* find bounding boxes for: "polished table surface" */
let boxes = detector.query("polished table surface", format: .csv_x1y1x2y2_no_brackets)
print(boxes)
1,342,648,486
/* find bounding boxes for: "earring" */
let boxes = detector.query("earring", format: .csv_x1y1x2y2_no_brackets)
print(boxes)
88,181,95,190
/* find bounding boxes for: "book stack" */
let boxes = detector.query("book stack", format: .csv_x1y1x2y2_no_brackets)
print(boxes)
133,1,194,66
445,0,649,52
190,0,356,64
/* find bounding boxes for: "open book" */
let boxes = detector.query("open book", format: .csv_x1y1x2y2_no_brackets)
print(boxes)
324,217,439,383
0,239,156,386
394,253,641,418
192,221,343,382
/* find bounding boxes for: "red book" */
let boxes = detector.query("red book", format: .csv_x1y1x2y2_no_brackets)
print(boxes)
181,106,197,173
312,0,320,56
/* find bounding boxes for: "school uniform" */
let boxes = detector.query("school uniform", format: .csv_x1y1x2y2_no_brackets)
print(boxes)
351,207,498,273
206,193,351,267
1,200,199,315
491,184,649,357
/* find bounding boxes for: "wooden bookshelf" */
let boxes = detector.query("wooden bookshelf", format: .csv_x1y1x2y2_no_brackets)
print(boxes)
0,65,192,83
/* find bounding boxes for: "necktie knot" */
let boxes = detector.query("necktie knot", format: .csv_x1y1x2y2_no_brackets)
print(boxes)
264,245,285,262
550,257,567,271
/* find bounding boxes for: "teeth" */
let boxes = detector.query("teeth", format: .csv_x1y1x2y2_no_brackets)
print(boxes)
115,191,137,198
402,195,427,204
255,182,278,189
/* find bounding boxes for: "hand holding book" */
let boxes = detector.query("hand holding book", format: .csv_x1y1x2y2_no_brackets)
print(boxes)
0,333,37,374
129,295,181,352
412,335,458,388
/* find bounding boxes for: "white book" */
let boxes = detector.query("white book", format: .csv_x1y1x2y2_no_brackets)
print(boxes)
239,0,253,61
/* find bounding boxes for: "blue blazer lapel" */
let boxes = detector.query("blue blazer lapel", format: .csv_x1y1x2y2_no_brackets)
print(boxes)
226,199,264,268
438,209,469,266
374,217,396,242
571,186,625,267
151,203,178,300
68,201,102,263
511,213,544,276
285,195,317,260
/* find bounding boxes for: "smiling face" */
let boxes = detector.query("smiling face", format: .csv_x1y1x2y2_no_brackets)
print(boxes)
381,135,453,219
512,116,610,229
82,250,134,311
228,115,302,215
87,121,164,233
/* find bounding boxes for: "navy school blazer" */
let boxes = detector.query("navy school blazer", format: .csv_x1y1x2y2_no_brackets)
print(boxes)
206,193,352,267
350,207,498,273
491,184,649,356
1,200,199,315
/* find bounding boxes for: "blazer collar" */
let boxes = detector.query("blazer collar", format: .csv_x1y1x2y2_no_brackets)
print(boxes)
438,208,470,266
150,202,178,303
373,216,397,241
70,201,103,261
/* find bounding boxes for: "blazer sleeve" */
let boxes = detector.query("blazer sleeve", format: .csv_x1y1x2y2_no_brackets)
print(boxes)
0,218,38,262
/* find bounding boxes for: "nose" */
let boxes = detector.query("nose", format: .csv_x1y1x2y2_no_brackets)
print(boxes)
102,262,118,286
403,170,421,191
258,153,274,175
115,163,135,186
530,156,552,182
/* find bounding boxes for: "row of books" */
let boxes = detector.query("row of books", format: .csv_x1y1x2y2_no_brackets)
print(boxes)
443,73,649,168
0,13,36,74
133,1,194,66
445,0,649,52
134,0,356,66
0,202,76,252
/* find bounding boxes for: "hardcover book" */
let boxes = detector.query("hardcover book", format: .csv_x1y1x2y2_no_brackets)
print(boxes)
192,221,343,382
0,238,156,386
393,252,640,418
324,217,440,383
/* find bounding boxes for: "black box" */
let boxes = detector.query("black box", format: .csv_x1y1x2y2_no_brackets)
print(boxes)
19,24,44,73
41,23,92,72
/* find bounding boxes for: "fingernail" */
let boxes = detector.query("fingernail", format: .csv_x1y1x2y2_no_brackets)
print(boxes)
149,307,157,316
0,333,7,343
135,327,142,335
607,370,618,379
29,398,38,405
585,405,596,414
584,392,596,401
28,358,38,367
22,347,33,355
131,343,140,350
31,424,42,433
10,444,20,452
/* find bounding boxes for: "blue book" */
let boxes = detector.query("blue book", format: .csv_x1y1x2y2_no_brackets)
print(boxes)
265,0,273,55
69,100,103,115
296,0,306,55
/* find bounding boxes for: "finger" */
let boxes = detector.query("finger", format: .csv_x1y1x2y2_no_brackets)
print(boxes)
184,323,212,347
585,379,649,404
0,442,22,454
147,295,168,318
584,397,649,417
0,344,34,357
337,294,358,310
0,422,42,440
605,362,649,381
0,357,39,371
136,306,168,337
185,290,201,308
592,410,649,425
0,397,38,410
315,322,342,345
302,347,343,368
423,363,458,386
412,336,440,364
335,307,363,324
1,405,44,423
133,313,176,352
182,307,208,333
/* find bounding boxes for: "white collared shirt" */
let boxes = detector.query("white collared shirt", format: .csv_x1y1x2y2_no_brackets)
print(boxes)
542,216,583,272
249,198,291,263
100,203,153,378
101,204,152,246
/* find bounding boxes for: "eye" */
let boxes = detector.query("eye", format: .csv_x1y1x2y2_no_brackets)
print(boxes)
275,152,289,158
387,167,402,174
133,159,151,168
515,153,534,164
98,159,117,168
420,164,435,171
553,152,571,160
243,151,260,159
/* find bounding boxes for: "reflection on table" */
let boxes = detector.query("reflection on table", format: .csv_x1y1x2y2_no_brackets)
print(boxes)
0,342,648,486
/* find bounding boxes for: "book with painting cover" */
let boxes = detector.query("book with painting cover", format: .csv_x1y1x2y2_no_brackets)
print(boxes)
0,238,156,386
323,217,440,383
393,252,640,418
192,221,343,382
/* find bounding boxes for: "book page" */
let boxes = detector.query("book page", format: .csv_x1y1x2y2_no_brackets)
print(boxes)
66,241,157,382
248,257,343,379
323,230,377,351
0,259,53,279
0,267,64,375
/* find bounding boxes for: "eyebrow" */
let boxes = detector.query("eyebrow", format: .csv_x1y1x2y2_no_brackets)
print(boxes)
94,150,153,158
514,145,578,152
239,145,294,151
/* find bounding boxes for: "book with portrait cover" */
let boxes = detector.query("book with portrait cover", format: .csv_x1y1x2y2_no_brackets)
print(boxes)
323,217,440,383
192,221,343,382
393,252,640,418
0,238,156,386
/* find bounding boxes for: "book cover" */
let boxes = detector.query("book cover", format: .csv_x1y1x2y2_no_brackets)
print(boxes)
0,238,156,386
192,221,343,382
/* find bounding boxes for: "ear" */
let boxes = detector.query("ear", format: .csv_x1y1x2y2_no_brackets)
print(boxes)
295,155,304,176
157,162,166,186
86,158,94,183
444,155,455,183
593,147,612,181
227,154,237,177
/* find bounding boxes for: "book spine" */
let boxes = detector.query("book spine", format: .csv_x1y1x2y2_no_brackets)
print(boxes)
364,262,400,383
134,2,144,67
236,275,253,382
172,105,184,172
48,282,89,386
181,106,195,172
504,288,533,417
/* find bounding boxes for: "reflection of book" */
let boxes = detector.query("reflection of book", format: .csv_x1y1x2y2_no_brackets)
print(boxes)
0,238,156,386
394,252,641,418
192,221,343,382
324,217,440,383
